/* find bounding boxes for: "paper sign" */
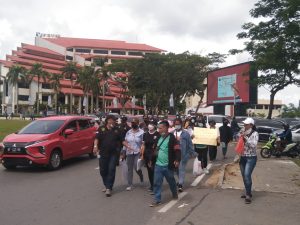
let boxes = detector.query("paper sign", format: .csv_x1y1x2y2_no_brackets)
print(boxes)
192,127,218,146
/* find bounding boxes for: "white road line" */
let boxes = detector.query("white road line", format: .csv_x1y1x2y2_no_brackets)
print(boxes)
158,192,187,213
190,163,212,187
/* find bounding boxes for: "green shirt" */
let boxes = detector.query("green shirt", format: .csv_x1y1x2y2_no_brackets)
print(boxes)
156,136,170,166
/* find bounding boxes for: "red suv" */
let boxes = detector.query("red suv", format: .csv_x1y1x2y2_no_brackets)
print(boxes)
0,116,97,170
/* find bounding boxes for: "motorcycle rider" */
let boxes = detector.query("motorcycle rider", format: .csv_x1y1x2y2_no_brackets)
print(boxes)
277,124,292,151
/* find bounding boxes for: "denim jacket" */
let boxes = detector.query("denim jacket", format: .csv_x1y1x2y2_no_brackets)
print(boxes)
173,129,197,163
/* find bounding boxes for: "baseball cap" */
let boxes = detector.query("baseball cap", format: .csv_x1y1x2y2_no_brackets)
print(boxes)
242,117,255,125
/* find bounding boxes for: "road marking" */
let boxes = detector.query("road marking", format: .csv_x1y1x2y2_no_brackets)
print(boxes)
158,192,187,213
190,163,212,187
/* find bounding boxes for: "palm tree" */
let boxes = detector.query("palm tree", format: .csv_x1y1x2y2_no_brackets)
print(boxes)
91,71,101,113
7,64,27,113
49,73,63,114
77,66,93,114
61,62,78,114
99,67,113,112
29,63,48,114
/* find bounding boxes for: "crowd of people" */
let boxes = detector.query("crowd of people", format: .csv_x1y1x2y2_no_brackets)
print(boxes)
93,114,259,206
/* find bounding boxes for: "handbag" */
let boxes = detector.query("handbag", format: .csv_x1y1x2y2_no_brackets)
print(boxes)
235,136,244,155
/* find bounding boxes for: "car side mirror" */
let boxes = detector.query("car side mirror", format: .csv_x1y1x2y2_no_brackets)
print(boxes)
64,129,74,136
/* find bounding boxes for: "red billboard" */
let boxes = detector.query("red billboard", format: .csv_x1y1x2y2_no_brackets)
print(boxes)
207,62,257,105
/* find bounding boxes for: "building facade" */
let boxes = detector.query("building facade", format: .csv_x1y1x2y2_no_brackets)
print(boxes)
0,35,163,114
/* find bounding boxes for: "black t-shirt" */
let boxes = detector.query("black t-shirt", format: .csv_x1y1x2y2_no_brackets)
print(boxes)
96,126,122,156
143,131,160,157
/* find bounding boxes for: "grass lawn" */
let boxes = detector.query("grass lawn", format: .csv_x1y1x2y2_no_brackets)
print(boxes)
0,120,31,141
293,159,300,167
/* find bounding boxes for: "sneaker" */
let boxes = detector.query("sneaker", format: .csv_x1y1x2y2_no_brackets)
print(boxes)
203,168,209,174
149,201,162,207
102,188,107,193
126,186,132,191
245,197,252,204
241,194,252,199
148,187,153,192
105,189,112,197
178,184,183,193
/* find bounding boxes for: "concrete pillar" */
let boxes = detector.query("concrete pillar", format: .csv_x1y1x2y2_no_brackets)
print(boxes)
78,96,82,114
65,95,68,104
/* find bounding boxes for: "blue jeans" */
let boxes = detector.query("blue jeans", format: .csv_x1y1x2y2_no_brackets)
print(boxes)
99,154,118,190
177,159,188,186
239,156,257,196
221,142,228,156
153,165,178,202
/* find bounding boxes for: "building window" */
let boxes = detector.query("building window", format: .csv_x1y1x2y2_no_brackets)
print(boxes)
66,55,73,61
111,50,126,55
128,51,143,56
66,48,74,52
18,95,29,101
42,96,48,102
18,82,30,89
256,105,263,109
85,58,92,62
94,49,109,54
42,83,51,89
93,58,108,66
75,48,91,53
5,82,8,96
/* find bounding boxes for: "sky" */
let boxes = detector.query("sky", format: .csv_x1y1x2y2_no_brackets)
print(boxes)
0,0,299,106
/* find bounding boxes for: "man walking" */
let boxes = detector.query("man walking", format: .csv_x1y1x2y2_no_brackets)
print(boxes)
150,120,181,207
219,118,233,159
173,118,196,192
94,115,122,197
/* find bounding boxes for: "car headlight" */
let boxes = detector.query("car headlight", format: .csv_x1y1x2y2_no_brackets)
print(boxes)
25,140,48,147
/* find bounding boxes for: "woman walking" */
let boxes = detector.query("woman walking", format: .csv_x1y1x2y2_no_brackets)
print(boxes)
141,121,160,193
122,118,144,191
219,118,233,159
239,118,258,204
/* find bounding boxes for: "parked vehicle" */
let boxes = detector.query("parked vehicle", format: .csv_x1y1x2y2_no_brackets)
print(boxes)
0,116,97,170
204,114,231,128
256,126,281,142
260,134,300,158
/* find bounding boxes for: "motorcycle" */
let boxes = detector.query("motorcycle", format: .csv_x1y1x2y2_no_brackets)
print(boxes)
260,134,300,158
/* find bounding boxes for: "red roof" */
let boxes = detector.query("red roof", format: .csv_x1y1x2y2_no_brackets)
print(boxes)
77,54,143,60
43,37,164,52
22,43,64,57
106,101,144,110
13,50,66,66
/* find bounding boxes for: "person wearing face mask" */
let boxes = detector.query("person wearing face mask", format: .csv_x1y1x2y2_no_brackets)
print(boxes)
141,121,160,193
208,120,220,162
173,118,196,192
93,115,122,197
239,118,258,204
122,118,144,191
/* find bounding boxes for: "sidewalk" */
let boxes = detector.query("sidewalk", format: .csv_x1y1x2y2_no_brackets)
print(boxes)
146,144,300,225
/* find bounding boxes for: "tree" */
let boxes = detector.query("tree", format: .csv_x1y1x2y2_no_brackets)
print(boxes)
7,64,27,113
77,66,94,114
231,0,300,119
99,66,113,111
29,63,48,114
108,53,211,114
49,73,63,114
61,62,79,114
281,103,300,118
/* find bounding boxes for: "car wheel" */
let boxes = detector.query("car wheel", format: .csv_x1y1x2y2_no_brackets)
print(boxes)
2,163,17,170
260,148,271,158
89,150,97,159
48,150,62,170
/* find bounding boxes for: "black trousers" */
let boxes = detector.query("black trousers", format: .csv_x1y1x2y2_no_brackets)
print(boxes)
208,146,217,161
144,155,154,189
196,147,208,169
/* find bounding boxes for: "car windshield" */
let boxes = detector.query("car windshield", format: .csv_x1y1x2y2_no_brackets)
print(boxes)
18,120,65,134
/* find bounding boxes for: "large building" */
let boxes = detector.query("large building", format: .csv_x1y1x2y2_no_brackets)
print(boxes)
0,34,164,114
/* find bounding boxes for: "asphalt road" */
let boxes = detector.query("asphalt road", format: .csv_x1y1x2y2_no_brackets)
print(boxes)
0,155,197,225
